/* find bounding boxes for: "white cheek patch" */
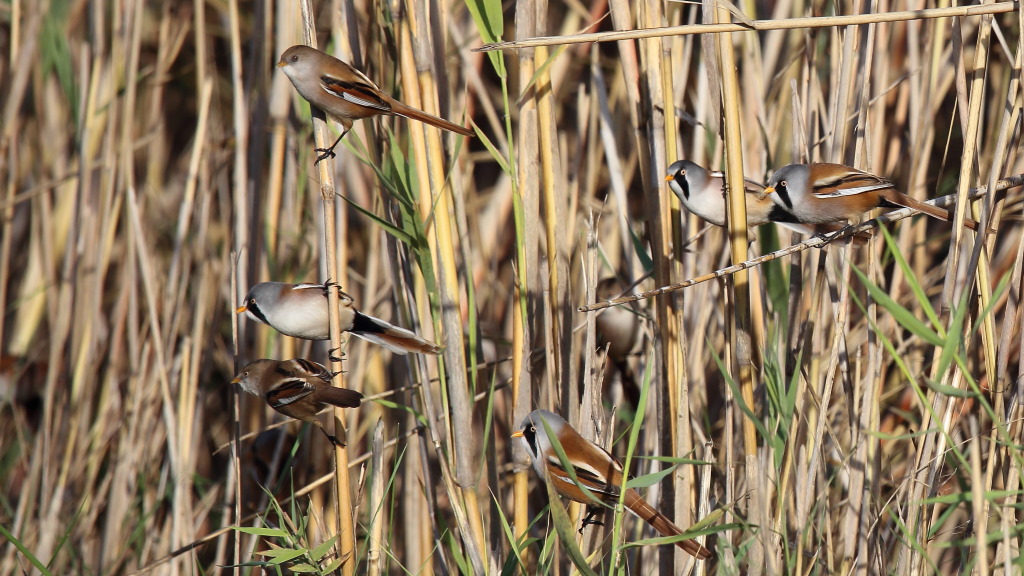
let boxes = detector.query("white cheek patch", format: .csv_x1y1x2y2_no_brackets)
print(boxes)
813,183,891,198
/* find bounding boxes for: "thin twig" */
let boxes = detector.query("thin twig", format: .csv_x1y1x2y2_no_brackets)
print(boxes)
579,174,1024,312
476,3,1016,52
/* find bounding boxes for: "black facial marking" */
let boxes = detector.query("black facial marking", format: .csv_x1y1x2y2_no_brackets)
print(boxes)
674,169,690,199
775,180,794,210
767,204,800,223
522,424,539,455
245,298,270,326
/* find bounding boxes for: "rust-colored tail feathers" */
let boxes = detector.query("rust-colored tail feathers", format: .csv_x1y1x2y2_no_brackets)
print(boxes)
884,192,983,231
623,489,712,560
388,99,474,137
350,311,443,355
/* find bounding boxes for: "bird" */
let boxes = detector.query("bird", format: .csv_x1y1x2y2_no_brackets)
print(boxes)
231,358,363,447
236,282,442,356
665,159,858,238
764,162,982,230
277,45,474,163
594,278,644,407
512,410,712,559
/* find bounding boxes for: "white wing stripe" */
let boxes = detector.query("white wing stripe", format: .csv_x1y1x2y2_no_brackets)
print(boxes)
814,184,890,198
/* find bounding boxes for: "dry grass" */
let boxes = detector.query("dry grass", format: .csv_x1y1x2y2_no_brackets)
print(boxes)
1,0,1023,574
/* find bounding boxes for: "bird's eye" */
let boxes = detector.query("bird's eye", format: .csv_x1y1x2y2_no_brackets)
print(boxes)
680,169,687,176
780,180,788,188
529,426,536,433
290,54,299,62
249,298,256,305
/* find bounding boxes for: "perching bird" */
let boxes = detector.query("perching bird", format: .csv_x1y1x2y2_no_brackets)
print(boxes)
765,162,982,230
231,358,363,447
237,282,442,355
513,410,712,559
277,45,473,162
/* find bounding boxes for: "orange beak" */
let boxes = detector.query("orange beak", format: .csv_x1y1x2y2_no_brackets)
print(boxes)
511,430,525,439
764,186,776,194
235,305,248,314
664,174,674,182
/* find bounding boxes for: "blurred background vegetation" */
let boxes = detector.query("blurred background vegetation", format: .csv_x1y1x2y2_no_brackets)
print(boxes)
1,0,1022,574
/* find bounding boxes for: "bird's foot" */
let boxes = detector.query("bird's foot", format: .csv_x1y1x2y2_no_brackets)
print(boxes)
578,506,605,534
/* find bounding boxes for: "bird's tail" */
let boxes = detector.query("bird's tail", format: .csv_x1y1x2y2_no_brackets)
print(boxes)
624,489,712,560
389,99,475,137
350,311,443,356
887,193,982,231
315,386,363,409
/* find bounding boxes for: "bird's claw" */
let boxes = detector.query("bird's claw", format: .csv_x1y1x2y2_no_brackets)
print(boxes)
313,147,337,165
579,506,604,534
328,346,345,364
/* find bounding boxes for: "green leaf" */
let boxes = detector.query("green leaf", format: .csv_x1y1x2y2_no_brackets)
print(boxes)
310,535,338,561
878,224,941,329
924,379,977,398
289,563,318,573
626,464,678,490
0,524,52,576
260,548,307,564
233,526,289,538
340,196,415,246
543,478,599,576
850,264,943,346
323,557,343,573
464,0,504,44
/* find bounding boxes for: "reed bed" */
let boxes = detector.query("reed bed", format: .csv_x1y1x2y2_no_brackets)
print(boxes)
1,0,1023,574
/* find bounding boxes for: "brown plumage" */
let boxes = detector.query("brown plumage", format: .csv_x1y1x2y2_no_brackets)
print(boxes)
766,162,983,230
277,45,473,162
231,358,363,447
513,410,712,559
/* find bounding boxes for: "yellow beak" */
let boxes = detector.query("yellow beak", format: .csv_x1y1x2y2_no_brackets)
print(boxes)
276,61,287,68
235,305,248,314
230,375,242,384
511,430,524,438
764,186,776,194
664,174,674,182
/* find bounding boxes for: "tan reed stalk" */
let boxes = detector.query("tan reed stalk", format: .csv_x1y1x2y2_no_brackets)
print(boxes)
265,0,297,260
536,40,571,424
711,4,764,573
400,2,487,568
367,419,386,576
292,3,356,573
479,3,1016,51
511,0,541,561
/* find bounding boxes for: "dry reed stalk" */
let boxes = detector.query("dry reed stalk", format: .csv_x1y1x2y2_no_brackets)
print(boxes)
366,419,385,576
713,4,763,575
292,3,357,573
510,0,541,563
481,3,1018,51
